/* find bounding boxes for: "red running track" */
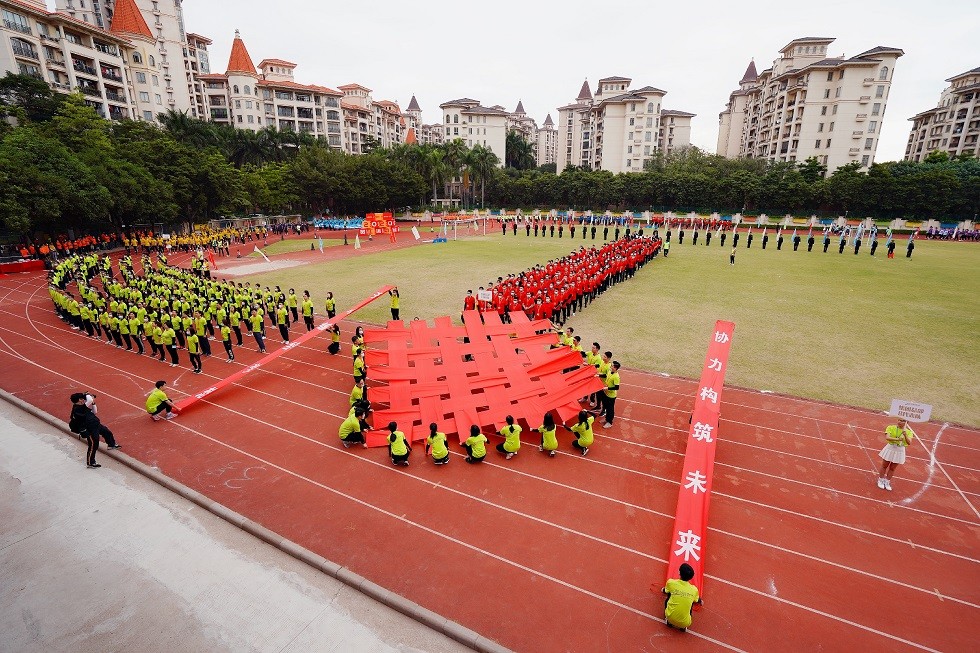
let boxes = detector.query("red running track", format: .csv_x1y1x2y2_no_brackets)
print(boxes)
0,265,977,653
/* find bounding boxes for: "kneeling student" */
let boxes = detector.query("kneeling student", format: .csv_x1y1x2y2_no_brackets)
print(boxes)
496,415,522,460
537,412,559,457
566,410,595,456
387,421,411,466
463,425,488,463
339,407,369,448
425,422,450,465
662,563,703,631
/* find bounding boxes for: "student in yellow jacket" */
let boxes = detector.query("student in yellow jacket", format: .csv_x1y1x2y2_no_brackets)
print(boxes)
537,412,559,457
662,563,702,631
425,422,449,465
386,421,411,466
496,415,522,460
566,410,595,457
463,425,488,464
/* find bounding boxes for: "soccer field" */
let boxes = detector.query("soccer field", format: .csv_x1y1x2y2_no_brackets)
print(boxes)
243,232,980,426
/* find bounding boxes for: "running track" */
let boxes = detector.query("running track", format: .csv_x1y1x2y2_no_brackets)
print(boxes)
0,250,977,652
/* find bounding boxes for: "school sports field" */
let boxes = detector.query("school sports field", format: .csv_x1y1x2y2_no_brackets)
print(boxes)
0,229,977,652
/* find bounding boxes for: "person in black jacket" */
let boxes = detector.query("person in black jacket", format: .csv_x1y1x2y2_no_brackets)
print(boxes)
70,393,119,468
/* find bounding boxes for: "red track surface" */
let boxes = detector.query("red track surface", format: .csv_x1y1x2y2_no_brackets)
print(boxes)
1,245,977,652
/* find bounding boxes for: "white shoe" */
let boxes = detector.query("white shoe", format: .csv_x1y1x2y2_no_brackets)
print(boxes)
165,412,176,420
505,452,514,460
152,414,162,421
884,480,892,491
876,477,886,489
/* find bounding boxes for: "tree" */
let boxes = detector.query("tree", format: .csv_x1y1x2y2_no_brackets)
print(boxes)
467,145,500,208
797,156,827,183
505,130,535,170
0,72,64,124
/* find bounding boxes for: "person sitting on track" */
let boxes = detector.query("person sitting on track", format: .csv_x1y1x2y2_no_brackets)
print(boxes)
662,563,703,631
339,407,369,448
496,415,522,460
146,380,177,421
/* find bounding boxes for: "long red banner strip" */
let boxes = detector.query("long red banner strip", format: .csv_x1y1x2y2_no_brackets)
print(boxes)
173,285,395,412
664,320,735,597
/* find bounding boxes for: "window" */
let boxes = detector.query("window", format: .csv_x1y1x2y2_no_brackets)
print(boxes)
453,114,458,123
868,121,877,133
152,75,159,86
872,102,881,116
815,139,821,148
832,105,838,115
626,159,632,167
132,52,142,64
233,85,239,94
629,118,635,126
818,123,824,132
862,155,870,166
2,9,31,34
149,55,155,66
235,100,241,109
838,70,844,80
155,94,162,105
143,110,153,120
135,72,146,84
821,106,827,115
865,138,874,150
630,103,636,112
139,91,149,102
247,115,254,124
645,117,653,127
829,122,834,132
644,132,651,142
644,145,650,155
647,102,654,112
826,139,831,148
237,115,243,123
245,100,252,109
627,145,633,153
823,89,830,99
835,87,841,98
453,127,458,135
879,66,888,80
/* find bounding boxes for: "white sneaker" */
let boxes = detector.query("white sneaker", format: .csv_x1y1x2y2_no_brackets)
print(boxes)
152,414,162,421
884,480,892,491
876,477,886,489
165,412,176,420
505,452,514,460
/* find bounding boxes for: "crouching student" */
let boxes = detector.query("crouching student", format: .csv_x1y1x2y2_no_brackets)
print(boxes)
537,412,559,457
663,563,703,631
425,422,450,465
565,410,594,456
338,406,369,448
496,415,522,460
463,425,487,464
387,421,411,467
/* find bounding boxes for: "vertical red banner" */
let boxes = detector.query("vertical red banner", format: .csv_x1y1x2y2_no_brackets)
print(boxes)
664,320,735,597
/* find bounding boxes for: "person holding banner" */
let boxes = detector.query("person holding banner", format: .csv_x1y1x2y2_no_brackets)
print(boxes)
386,421,411,466
565,410,594,456
463,425,488,463
146,380,177,421
339,407,368,448
536,413,559,457
877,417,914,491
327,324,341,355
389,287,400,321
425,423,450,465
662,563,702,631
496,415,522,460
599,360,621,427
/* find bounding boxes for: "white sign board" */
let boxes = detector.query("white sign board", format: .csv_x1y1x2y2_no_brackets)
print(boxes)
411,226,420,240
889,399,932,423
477,290,492,302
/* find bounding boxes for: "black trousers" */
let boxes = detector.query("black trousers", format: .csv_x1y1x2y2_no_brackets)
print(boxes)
304,315,314,330
85,425,116,465
223,340,234,360
189,352,202,372
463,443,485,463
278,323,289,342
253,332,265,351
233,326,243,345
167,344,179,364
132,334,144,354
601,394,617,423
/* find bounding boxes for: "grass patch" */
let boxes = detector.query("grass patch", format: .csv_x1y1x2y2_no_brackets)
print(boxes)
249,238,342,257
242,234,980,426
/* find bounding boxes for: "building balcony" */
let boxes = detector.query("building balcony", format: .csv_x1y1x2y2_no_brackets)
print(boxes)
73,61,97,76
78,85,101,97
849,147,860,154
12,42,39,60
105,90,126,103
94,43,119,56
102,70,123,82
39,33,60,43
863,78,874,86
3,19,31,34
210,108,228,119
859,96,871,103
852,131,863,137
855,113,867,121
50,81,70,91
46,57,66,69
108,106,128,120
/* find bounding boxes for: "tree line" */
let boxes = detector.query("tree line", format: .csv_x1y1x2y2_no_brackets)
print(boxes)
2,72,978,238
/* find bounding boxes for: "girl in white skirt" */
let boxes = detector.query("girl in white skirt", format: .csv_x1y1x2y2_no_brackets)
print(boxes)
877,417,914,491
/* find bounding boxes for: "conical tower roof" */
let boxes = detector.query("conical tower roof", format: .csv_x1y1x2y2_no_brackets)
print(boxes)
109,0,152,39
576,79,592,101
542,113,554,127
226,30,257,76
514,100,525,114
739,59,758,84
406,95,421,112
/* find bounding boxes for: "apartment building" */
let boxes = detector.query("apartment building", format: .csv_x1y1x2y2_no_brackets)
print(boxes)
196,31,345,149
184,31,210,120
536,113,557,167
1,0,135,120
55,0,196,116
905,67,980,162
556,76,695,173
717,37,903,172
439,97,509,164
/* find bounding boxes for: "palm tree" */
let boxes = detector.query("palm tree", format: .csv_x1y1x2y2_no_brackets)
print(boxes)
442,138,469,206
467,145,500,208
505,129,535,170
425,146,448,206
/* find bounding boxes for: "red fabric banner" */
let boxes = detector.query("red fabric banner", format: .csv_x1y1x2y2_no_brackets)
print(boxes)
664,320,735,597
173,285,395,412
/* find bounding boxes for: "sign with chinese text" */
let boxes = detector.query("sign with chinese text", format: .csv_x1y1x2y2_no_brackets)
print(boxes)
359,212,398,242
889,399,932,423
664,320,735,598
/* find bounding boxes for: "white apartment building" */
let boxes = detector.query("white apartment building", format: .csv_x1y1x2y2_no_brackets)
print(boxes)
1,0,135,120
197,31,345,149
556,76,695,173
184,31,210,120
717,37,903,172
536,113,557,167
439,97,509,164
905,67,980,162
337,83,404,154
55,0,196,116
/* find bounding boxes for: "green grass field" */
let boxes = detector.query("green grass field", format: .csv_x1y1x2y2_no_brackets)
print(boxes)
244,233,980,426
248,238,342,257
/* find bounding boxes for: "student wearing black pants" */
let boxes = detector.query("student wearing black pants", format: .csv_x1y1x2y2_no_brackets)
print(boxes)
70,393,119,468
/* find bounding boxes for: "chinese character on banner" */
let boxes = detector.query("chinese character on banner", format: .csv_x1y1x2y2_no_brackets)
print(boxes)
707,357,723,372
699,387,718,403
691,422,713,443
714,331,730,343
684,470,707,494
674,529,702,562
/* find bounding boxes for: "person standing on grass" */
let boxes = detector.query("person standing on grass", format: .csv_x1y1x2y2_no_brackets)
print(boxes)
301,291,315,331
663,563,702,631
71,393,120,468
496,415,522,460
537,413,559,457
730,246,736,266
877,417,914,491
387,421,411,466
145,380,177,421
463,425,488,463
338,407,368,448
389,287,400,321
566,410,595,456
425,423,450,465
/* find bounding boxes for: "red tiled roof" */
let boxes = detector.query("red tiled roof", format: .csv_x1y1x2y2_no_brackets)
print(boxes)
109,0,152,39
405,127,417,144
226,30,257,76
258,58,297,69
198,74,228,81
341,101,370,113
186,33,213,45
339,83,372,92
